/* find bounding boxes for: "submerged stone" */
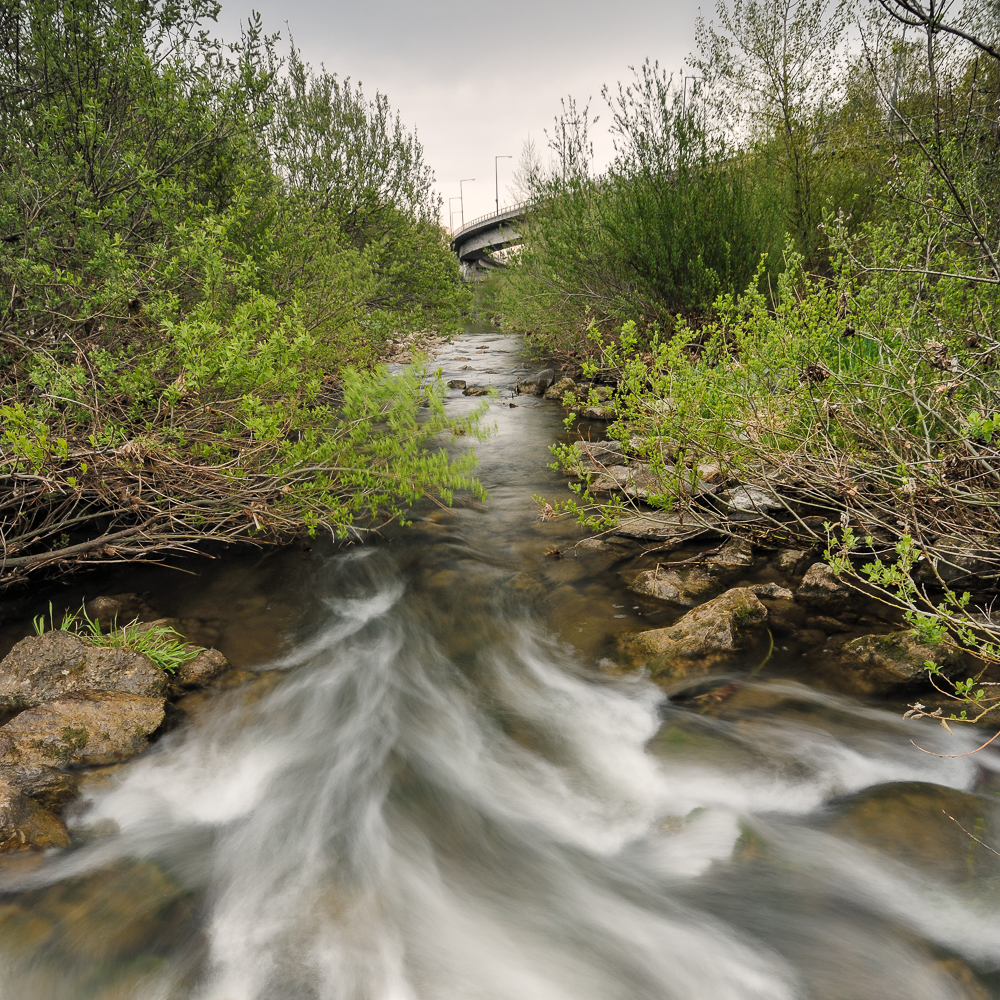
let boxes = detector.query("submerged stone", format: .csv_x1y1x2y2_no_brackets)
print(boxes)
0,777,71,852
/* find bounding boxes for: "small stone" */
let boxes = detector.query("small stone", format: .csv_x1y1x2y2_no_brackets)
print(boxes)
573,439,624,471
841,631,965,688
796,562,856,613
82,593,153,627
704,537,755,580
462,385,491,396
614,515,705,542
174,647,230,689
0,764,79,812
926,534,998,584
543,377,576,400
516,368,556,394
0,777,71,852
696,462,723,483
447,379,466,389
750,582,795,599
720,485,784,513
629,569,689,605
581,405,615,422
629,565,719,606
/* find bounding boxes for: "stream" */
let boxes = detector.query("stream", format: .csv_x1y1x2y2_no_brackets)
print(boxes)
2,331,1000,1000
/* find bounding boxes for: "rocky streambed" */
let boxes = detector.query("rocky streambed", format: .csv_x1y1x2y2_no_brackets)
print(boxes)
0,330,998,1000
0,594,272,852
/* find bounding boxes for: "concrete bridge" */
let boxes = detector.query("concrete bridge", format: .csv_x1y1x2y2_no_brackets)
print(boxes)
450,201,530,275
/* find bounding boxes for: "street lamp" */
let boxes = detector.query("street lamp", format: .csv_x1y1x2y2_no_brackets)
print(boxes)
459,178,475,228
448,196,462,232
494,155,512,216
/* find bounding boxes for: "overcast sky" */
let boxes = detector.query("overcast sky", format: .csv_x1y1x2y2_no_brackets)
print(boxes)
214,1,703,228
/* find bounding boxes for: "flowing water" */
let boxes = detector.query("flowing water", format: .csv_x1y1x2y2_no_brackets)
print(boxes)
2,332,1000,1000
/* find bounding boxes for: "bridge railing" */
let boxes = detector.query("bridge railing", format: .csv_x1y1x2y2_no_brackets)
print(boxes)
451,199,532,241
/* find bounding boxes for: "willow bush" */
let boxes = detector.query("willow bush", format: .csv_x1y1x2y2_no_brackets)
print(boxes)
0,0,477,588
545,0,1000,727
484,62,787,343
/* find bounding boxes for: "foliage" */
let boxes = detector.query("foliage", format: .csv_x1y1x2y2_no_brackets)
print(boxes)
826,526,1000,728
32,601,199,673
484,62,785,343
515,0,1000,729
693,0,855,254
0,0,478,587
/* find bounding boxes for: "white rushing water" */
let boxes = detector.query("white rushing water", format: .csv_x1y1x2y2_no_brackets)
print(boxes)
2,332,999,1000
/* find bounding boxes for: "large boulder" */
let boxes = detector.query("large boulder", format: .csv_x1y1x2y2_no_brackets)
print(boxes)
0,777,71,851
0,692,165,767
0,631,166,710
795,562,856,614
840,630,965,689
625,587,768,679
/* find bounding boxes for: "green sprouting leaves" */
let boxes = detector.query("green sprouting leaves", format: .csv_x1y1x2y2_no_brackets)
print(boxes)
33,602,199,673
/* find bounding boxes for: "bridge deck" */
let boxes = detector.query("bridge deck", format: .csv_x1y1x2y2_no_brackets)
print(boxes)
450,201,530,267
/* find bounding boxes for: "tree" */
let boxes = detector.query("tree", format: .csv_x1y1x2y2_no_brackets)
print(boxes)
692,0,853,255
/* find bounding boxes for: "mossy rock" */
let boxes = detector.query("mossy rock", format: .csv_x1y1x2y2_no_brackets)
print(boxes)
841,630,965,689
624,587,768,680
823,781,1000,885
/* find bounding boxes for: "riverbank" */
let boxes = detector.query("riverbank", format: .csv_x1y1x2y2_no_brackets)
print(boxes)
0,329,998,1000
1,329,992,859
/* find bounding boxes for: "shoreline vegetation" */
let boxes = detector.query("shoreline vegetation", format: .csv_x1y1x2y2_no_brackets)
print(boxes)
482,0,1000,729
0,0,485,591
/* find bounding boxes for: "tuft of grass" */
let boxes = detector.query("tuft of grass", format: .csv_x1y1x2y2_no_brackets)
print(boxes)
33,602,76,636
33,603,200,674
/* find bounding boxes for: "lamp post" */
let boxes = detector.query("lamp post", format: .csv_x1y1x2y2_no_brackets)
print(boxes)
494,155,512,216
459,178,474,228
448,197,462,232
